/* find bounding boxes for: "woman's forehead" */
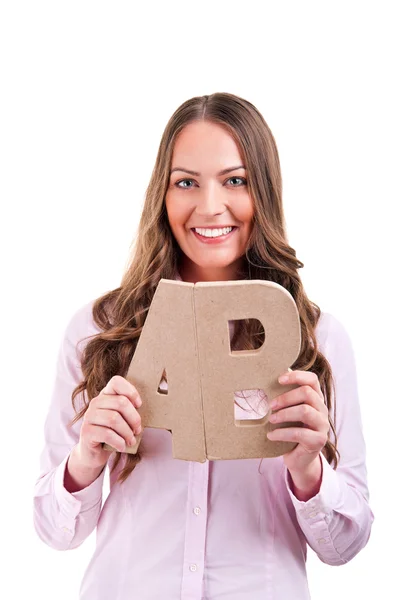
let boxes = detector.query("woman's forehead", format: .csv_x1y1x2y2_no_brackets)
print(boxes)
171,123,245,173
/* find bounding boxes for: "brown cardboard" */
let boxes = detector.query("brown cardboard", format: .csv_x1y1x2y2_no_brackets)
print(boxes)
103,279,302,461
105,280,206,461
194,281,301,459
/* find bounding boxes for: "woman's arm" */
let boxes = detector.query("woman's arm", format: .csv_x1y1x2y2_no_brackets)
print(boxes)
33,302,107,551
64,445,106,493
284,313,374,565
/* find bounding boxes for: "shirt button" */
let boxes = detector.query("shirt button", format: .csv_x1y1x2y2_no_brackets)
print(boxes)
318,537,327,544
308,511,318,518
189,564,197,572
193,507,201,515
62,526,72,533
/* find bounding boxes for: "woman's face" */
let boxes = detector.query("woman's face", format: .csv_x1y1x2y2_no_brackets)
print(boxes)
165,120,254,282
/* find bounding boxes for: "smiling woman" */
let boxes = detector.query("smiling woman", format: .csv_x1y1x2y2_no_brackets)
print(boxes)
33,92,373,600
165,120,254,282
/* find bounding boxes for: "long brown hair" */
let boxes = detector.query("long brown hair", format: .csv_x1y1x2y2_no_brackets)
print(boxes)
69,92,339,483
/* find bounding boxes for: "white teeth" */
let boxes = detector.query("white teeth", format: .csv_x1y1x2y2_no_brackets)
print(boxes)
194,226,233,238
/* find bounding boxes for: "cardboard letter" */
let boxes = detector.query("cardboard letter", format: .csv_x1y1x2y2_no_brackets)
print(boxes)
194,280,301,459
104,279,301,462
103,280,206,461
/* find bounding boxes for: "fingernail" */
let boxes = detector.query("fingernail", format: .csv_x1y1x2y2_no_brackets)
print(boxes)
136,425,142,434
270,399,278,409
279,375,289,383
137,397,143,407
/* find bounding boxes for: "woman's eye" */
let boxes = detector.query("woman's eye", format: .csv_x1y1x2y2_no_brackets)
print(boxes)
176,179,195,188
228,176,247,186
175,176,247,189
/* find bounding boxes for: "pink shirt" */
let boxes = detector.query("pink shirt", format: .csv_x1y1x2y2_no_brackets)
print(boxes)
33,299,373,599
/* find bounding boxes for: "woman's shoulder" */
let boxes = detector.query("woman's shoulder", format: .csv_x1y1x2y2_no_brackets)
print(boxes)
62,298,103,358
315,310,354,357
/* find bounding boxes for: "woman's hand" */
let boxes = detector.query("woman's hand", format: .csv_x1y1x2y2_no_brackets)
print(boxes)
64,376,142,493
267,370,330,501
75,375,143,470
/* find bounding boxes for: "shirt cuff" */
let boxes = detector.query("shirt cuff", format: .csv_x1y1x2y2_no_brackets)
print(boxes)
53,452,106,521
285,453,343,523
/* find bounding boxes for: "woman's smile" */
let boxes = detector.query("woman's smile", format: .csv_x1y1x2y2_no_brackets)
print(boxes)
191,225,237,244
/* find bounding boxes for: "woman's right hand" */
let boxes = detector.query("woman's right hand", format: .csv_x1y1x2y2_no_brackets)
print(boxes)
75,375,143,470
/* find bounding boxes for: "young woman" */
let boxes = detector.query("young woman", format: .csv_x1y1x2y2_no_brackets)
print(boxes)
33,92,373,599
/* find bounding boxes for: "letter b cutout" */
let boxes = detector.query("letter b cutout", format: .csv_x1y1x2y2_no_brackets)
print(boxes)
194,280,301,460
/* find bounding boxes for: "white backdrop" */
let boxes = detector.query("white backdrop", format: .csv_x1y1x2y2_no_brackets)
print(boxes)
1,1,397,598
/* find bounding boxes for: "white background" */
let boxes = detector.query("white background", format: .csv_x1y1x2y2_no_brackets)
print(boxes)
1,1,398,598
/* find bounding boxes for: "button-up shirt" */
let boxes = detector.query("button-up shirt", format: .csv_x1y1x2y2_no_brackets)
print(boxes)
33,299,373,599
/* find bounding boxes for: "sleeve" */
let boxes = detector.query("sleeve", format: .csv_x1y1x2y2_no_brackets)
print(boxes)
33,302,107,551
284,312,374,565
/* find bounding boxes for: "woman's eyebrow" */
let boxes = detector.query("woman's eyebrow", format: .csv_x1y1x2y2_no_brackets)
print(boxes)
170,165,246,176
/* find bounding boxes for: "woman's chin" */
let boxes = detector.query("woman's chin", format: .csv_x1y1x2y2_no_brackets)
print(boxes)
181,256,245,281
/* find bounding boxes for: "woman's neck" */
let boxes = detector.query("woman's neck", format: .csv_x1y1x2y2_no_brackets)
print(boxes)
178,257,247,283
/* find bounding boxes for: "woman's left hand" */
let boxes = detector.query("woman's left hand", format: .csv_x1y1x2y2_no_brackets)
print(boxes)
267,370,330,500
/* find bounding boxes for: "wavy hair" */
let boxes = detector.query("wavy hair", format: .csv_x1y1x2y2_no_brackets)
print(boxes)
69,92,339,483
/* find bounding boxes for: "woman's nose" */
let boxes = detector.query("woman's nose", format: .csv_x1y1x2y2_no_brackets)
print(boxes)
195,183,226,216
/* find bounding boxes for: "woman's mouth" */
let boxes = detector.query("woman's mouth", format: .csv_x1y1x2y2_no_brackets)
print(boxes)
191,226,237,243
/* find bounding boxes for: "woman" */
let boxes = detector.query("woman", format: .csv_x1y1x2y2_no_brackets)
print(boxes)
33,92,373,599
